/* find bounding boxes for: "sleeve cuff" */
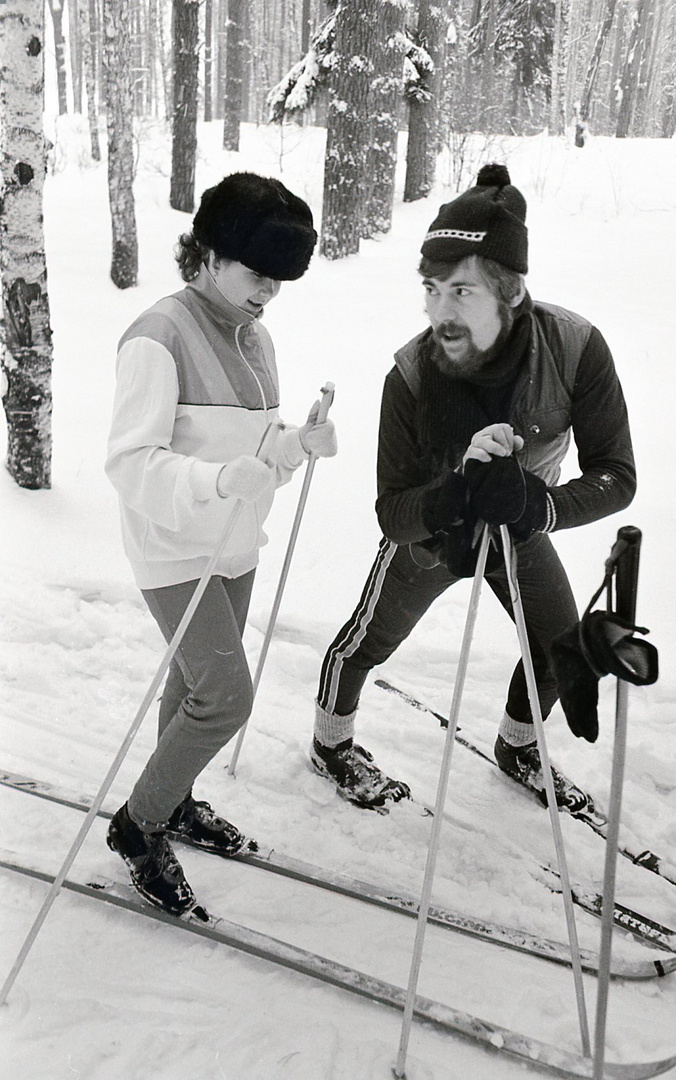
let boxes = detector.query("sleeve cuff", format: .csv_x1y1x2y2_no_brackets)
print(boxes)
189,459,223,502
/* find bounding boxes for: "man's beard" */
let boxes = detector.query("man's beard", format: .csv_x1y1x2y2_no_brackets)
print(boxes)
432,304,515,379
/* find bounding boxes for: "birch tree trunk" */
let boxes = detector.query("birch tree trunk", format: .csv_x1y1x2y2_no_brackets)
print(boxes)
404,0,450,202
320,0,380,260
0,1,54,489
170,0,199,212
102,0,138,288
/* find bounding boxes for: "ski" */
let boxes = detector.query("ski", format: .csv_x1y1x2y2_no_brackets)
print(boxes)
2,768,675,974
375,679,676,887
1,855,675,1080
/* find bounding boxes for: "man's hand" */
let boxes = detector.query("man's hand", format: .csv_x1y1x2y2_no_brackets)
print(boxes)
462,423,524,466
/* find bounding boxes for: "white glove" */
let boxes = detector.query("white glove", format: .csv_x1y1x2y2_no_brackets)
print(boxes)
216,455,273,502
298,400,338,458
462,423,524,467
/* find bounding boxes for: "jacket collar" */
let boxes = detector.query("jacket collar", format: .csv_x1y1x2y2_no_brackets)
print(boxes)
185,264,258,329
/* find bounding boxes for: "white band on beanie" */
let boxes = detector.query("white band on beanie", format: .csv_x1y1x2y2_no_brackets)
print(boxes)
424,228,487,243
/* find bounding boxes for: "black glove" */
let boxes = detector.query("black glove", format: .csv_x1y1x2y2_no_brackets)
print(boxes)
420,471,499,578
464,457,549,541
552,611,659,742
421,470,467,534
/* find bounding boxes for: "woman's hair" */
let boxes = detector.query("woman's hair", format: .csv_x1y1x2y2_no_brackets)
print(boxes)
418,255,524,305
175,232,212,282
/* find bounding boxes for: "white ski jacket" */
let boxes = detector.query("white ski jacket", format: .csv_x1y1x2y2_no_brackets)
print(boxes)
106,267,307,589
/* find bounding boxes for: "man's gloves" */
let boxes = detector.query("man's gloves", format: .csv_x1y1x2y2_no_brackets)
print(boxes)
298,400,338,458
465,456,549,540
462,424,550,541
217,455,273,503
552,611,658,742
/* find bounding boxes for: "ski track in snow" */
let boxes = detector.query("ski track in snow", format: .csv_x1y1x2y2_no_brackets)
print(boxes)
1,119,675,1079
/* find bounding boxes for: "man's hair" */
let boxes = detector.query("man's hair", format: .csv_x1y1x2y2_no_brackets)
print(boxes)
418,255,525,306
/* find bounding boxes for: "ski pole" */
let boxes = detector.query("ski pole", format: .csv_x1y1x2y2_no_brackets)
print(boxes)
393,524,491,1080
499,525,591,1057
228,383,335,777
593,526,642,1080
0,420,283,1008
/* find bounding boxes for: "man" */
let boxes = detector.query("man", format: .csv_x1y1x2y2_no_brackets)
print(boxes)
310,163,635,813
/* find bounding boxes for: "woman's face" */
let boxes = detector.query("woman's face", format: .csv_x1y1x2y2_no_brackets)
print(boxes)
208,255,282,317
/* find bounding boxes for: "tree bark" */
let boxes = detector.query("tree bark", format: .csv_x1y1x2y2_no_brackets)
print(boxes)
320,0,380,260
103,0,138,287
79,0,101,160
47,0,69,115
223,0,245,150
616,0,655,138
404,0,451,203
0,2,54,489
69,0,84,112
170,0,199,211
204,0,214,122
548,0,564,134
579,0,618,124
362,1,407,236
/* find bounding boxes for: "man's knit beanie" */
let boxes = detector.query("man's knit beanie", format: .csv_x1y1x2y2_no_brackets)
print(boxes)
193,171,317,280
421,164,528,274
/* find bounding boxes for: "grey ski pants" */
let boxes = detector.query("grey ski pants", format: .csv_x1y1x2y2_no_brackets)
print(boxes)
127,570,255,831
317,532,578,726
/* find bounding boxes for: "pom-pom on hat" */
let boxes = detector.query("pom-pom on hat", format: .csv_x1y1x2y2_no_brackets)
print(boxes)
193,171,317,281
421,163,528,273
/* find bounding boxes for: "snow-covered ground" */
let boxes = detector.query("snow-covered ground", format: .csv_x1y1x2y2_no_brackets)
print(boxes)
1,118,675,1080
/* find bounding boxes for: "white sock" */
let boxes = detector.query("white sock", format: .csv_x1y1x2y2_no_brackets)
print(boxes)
499,711,536,748
314,701,356,749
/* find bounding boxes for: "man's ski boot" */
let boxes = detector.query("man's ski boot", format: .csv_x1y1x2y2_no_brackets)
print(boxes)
310,737,411,812
167,796,257,856
494,735,591,814
107,803,200,917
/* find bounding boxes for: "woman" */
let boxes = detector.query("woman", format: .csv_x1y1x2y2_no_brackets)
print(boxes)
105,172,336,916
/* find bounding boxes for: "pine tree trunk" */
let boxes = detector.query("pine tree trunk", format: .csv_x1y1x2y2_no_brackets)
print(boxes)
47,0,69,115
103,0,138,288
204,0,214,122
548,0,564,134
0,1,54,489
579,0,618,124
616,0,653,137
79,0,101,160
320,0,380,260
404,0,451,203
69,0,84,112
170,0,199,211
223,0,245,150
362,1,407,236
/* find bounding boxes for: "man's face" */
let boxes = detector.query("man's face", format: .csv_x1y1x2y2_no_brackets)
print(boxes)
209,256,282,317
423,256,520,377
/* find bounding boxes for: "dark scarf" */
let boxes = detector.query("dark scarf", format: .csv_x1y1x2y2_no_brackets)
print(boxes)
417,296,533,476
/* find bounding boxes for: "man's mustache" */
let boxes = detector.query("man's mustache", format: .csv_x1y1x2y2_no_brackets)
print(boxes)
433,320,468,339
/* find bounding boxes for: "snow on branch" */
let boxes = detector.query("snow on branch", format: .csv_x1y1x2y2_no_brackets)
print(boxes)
267,8,433,122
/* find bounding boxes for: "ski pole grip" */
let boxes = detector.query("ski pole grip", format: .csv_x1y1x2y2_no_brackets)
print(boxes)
613,525,642,622
316,382,335,425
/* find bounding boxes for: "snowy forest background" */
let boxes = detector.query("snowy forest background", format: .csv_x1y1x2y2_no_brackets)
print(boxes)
1,2,676,1080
